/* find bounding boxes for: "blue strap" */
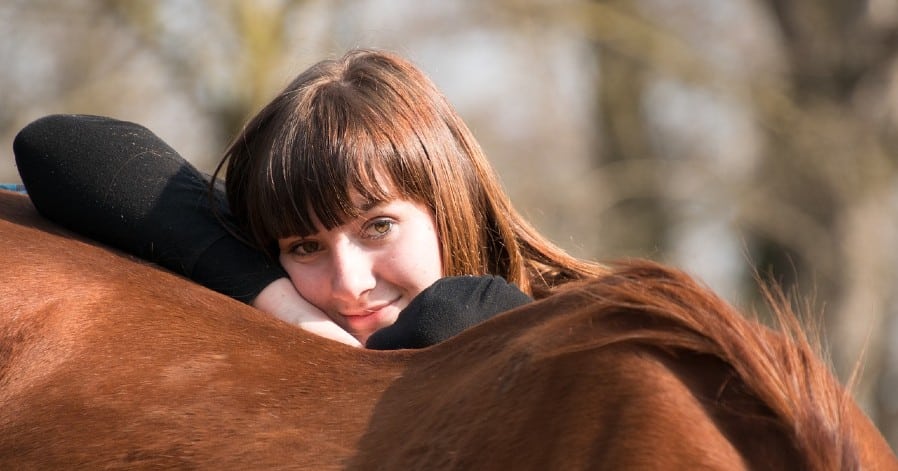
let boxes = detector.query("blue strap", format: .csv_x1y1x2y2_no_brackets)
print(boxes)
0,184,27,194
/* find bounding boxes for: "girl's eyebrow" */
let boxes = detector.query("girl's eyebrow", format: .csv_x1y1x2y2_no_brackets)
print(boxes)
355,195,393,213
359,200,381,212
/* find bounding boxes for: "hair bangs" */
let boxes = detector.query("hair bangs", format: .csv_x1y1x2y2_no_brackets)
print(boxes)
255,99,402,242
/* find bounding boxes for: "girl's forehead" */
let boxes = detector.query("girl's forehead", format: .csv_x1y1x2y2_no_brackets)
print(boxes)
278,162,423,239
349,167,400,202
304,174,396,227
282,194,434,244
347,186,392,212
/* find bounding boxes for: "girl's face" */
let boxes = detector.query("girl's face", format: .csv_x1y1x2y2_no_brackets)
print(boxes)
277,193,443,344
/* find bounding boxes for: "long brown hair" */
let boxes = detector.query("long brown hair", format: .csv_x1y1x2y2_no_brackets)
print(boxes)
213,48,607,298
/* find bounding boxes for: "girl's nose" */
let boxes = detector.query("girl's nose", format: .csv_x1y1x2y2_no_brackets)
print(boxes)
329,243,376,301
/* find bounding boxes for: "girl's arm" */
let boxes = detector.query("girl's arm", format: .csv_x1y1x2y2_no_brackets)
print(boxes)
366,275,532,349
14,114,358,346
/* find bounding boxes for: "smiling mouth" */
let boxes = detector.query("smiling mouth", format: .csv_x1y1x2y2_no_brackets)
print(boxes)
344,310,379,318
341,307,382,318
340,297,399,318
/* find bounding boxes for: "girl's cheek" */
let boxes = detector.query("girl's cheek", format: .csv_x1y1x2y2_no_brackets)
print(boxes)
280,258,323,300
291,270,328,310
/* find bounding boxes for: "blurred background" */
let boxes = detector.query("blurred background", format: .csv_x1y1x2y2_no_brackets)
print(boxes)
2,0,897,449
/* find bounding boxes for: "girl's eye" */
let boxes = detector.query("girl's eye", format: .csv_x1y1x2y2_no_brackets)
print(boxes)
291,240,322,256
364,219,394,239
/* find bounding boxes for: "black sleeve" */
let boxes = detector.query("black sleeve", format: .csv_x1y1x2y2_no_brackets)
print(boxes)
13,114,286,303
365,275,533,350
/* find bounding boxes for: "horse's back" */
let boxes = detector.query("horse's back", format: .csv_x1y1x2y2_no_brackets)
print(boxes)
0,190,400,469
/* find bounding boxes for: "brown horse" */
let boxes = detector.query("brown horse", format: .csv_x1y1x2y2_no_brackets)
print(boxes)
1,189,895,470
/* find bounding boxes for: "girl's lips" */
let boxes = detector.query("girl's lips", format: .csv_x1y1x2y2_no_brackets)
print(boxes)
340,295,402,318
342,304,390,318
339,298,402,337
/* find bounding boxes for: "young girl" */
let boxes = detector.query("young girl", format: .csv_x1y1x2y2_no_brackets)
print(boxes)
14,48,607,349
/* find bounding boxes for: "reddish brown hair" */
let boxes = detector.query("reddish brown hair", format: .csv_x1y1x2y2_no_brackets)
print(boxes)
214,49,606,297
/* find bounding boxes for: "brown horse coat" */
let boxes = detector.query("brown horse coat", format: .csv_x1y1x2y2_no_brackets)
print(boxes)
1,190,895,470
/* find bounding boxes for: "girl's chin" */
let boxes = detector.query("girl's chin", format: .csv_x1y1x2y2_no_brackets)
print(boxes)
353,332,372,346
342,309,400,345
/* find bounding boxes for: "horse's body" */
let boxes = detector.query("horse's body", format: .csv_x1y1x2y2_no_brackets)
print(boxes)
0,190,895,470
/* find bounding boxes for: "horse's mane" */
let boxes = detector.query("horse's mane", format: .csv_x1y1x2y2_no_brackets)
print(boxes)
553,260,861,470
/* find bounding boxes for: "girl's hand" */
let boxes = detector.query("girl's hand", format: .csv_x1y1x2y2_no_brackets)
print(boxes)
253,278,362,347
365,275,532,350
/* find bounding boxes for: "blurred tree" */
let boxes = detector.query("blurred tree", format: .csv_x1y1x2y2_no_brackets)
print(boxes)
755,0,898,446
102,0,296,163
501,0,898,449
